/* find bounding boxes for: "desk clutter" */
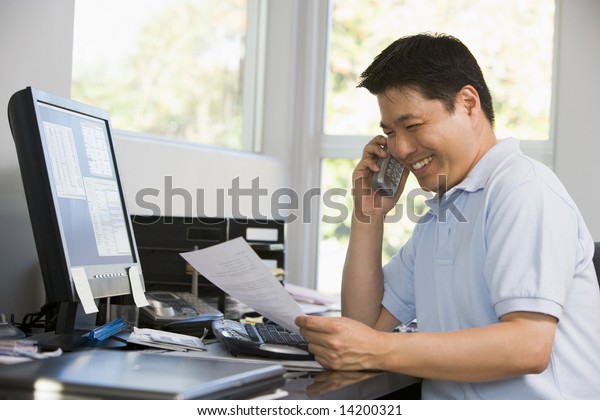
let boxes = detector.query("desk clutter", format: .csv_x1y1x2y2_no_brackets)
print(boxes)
131,215,286,313
0,349,286,400
0,224,341,399
0,287,331,399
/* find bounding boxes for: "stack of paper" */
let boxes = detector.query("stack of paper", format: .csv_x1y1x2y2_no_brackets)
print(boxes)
127,327,207,352
0,339,38,356
0,339,62,364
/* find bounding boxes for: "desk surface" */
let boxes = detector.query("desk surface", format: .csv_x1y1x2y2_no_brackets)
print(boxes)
144,341,421,399
0,343,420,400
281,369,420,400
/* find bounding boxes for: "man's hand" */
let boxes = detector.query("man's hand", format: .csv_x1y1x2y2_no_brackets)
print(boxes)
295,315,390,371
352,136,409,222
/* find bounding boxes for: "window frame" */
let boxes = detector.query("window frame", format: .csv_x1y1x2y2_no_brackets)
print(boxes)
288,0,559,291
320,0,559,168
73,0,267,154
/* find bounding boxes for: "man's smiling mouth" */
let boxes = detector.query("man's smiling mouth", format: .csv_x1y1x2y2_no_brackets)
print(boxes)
412,155,433,170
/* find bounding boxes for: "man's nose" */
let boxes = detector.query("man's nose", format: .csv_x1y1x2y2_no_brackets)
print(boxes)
390,134,417,161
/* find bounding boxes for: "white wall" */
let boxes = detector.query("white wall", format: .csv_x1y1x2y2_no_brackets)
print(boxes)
115,132,286,219
553,0,600,239
0,0,75,321
1,0,599,323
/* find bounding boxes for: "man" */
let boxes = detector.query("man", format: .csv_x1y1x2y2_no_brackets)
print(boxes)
295,33,600,399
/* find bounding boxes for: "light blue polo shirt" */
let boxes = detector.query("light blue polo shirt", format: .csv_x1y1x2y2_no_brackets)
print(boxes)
382,138,600,399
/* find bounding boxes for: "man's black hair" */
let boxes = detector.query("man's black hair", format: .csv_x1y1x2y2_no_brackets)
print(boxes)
358,32,495,126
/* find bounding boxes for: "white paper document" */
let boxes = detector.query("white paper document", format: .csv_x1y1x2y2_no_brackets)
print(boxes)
71,267,98,314
180,237,304,335
128,327,207,352
128,265,149,307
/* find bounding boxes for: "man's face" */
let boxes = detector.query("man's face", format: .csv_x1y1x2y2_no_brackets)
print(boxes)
377,87,483,194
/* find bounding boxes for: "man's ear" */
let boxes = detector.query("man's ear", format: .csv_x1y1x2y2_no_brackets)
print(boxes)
458,85,480,116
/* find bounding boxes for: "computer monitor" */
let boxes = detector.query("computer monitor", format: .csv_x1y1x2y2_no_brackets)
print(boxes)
8,87,145,347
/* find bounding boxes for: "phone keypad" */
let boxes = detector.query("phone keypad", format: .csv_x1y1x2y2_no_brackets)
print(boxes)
386,159,403,185
373,155,404,196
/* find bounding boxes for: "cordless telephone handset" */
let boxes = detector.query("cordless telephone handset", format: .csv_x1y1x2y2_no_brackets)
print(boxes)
372,146,405,196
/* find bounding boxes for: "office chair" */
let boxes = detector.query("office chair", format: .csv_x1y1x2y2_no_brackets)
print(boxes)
594,242,600,289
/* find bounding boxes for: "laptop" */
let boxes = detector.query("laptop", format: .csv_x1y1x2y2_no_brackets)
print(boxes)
0,349,285,399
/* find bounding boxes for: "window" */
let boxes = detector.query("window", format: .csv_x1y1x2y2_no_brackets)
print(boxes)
318,158,428,295
324,0,556,140
72,0,263,151
317,0,556,293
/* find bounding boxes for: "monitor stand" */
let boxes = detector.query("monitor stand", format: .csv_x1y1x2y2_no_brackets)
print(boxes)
32,301,129,352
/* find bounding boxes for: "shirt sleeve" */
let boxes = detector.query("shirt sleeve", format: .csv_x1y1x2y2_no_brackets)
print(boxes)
484,174,578,320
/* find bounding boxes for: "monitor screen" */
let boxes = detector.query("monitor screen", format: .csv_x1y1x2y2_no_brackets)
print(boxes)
37,101,134,266
8,87,144,323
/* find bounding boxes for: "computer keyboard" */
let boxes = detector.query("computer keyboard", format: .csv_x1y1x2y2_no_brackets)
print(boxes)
212,319,313,360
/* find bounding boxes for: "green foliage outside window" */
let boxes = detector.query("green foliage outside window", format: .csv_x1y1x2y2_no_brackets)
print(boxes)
325,0,555,140
72,0,247,150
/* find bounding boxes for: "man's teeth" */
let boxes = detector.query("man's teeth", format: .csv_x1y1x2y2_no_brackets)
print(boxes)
412,156,433,170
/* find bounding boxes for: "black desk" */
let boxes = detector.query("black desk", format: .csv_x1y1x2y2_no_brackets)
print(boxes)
0,345,420,400
7,318,421,400
158,340,421,399
281,369,421,400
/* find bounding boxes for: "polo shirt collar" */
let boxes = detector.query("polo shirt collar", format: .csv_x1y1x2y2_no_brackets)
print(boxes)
426,138,521,210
